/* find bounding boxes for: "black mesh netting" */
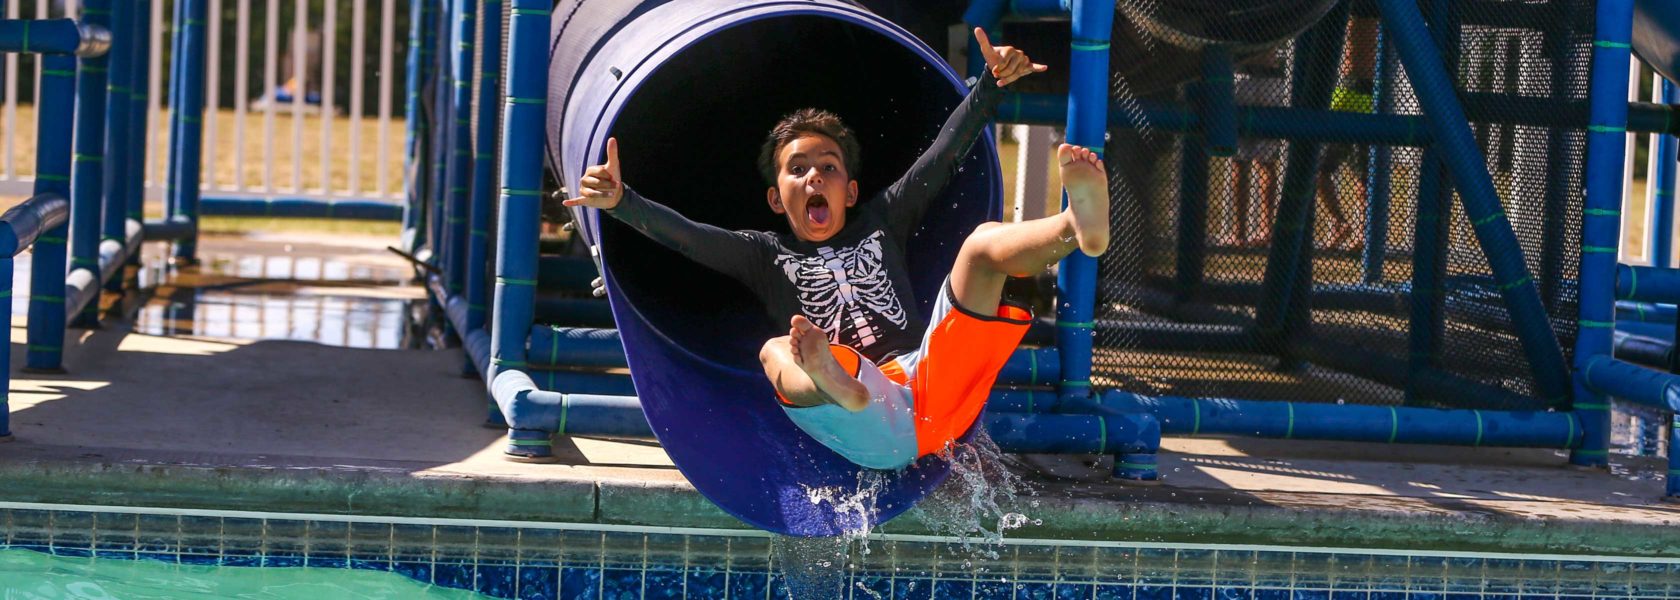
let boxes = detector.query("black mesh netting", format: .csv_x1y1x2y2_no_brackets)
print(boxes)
1092,0,1592,411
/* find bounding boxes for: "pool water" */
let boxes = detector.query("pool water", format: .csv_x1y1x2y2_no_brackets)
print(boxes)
0,549,489,599
0,503,1675,599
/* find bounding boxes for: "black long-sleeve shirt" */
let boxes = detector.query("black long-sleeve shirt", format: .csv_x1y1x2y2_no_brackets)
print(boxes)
605,73,1005,363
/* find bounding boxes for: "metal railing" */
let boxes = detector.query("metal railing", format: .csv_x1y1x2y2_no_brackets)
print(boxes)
1,0,408,203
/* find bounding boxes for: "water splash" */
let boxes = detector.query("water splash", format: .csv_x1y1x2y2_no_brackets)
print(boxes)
770,534,849,599
914,429,1041,560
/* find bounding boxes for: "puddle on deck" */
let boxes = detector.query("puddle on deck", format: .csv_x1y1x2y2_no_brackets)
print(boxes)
9,237,426,350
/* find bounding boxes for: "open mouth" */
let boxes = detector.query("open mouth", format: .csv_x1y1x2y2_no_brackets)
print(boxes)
806,194,831,227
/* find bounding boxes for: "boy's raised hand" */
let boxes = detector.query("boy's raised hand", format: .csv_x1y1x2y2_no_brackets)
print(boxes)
975,27,1048,87
564,137,623,210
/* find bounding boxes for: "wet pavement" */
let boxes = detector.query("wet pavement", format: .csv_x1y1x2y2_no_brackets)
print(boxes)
0,230,1677,557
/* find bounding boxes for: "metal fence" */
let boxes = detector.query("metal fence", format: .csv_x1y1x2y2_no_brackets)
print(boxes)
1,0,409,204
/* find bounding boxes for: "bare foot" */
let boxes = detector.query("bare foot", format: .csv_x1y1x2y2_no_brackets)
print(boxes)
1058,143,1109,256
789,315,870,411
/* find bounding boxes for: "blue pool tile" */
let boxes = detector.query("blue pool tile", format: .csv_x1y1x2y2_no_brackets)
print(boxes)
638,566,682,598
135,552,176,564
767,572,791,600
933,579,974,600
729,571,769,598
434,560,476,591
221,555,261,568
517,565,558,600
1055,583,1096,599
1253,589,1288,600
52,546,92,558
1371,592,1405,600
305,556,348,570
1176,585,1214,600
1137,583,1171,600
350,557,390,572
1293,591,1329,600
394,561,432,586
478,564,517,598
602,567,643,597
560,566,601,599
93,549,136,560
1407,594,1442,600
896,577,934,600
264,554,304,568
1016,581,1055,599
976,578,1014,598
853,574,892,597
179,554,219,566
686,566,726,598
1332,591,1370,600
1096,584,1135,600
1216,586,1254,600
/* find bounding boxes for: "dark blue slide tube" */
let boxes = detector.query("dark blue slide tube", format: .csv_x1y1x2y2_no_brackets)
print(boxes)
548,0,1005,536
26,55,77,372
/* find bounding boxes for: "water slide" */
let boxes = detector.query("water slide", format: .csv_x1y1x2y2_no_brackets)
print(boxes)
1635,0,1680,84
543,0,1337,536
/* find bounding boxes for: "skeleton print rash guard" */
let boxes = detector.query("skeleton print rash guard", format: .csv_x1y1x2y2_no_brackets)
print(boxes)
603,73,1004,363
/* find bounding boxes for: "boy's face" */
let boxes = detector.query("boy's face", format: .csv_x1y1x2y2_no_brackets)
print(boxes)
767,134,858,243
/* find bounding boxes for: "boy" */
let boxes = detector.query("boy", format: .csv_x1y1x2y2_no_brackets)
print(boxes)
566,29,1109,470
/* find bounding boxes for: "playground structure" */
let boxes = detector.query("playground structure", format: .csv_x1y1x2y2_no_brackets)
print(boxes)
3,0,1680,536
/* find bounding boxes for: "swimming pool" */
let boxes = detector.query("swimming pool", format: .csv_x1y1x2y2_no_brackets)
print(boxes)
0,502,1674,599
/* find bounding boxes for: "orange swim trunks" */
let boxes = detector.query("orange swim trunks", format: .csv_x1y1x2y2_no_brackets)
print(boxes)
880,279,1032,458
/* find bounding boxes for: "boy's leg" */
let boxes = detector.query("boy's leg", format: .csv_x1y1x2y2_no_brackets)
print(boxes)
950,144,1108,314
759,316,869,411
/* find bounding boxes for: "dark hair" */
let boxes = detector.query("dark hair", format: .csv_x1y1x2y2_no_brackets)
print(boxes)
757,108,861,185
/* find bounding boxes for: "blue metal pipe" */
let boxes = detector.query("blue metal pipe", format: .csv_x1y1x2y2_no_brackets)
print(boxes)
527,326,628,369
0,195,72,257
400,0,431,253
1095,391,1581,448
1618,301,1679,324
24,56,76,373
984,410,1160,480
1409,150,1448,406
1005,0,1068,19
464,0,503,332
1362,26,1394,284
66,219,142,324
487,0,550,459
67,0,110,328
1670,414,1680,499
1000,347,1059,387
0,255,9,438
532,370,636,397
961,0,1007,80
1580,355,1680,413
98,0,131,294
125,0,151,259
0,18,83,54
1054,0,1113,403
1616,264,1680,303
533,296,615,327
1613,330,1671,369
1378,0,1573,406
1255,5,1345,365
1652,79,1678,268
442,0,476,299
168,0,207,263
163,0,183,223
1198,48,1236,158
186,197,405,220
1174,142,1208,299
538,256,600,291
140,216,196,241
997,93,1429,146
1618,319,1675,342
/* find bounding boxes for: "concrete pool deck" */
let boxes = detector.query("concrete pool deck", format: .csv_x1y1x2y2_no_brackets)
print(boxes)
0,232,1677,558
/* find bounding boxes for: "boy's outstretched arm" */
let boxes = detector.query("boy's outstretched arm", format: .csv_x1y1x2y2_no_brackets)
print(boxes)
879,28,1047,240
566,138,770,283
